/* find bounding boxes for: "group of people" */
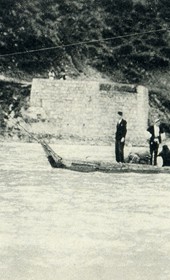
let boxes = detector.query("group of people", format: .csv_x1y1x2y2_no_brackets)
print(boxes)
115,111,170,166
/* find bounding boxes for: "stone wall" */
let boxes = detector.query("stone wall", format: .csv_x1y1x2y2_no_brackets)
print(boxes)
28,79,149,145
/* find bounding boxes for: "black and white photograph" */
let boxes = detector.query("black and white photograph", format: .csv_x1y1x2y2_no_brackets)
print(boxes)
0,0,170,279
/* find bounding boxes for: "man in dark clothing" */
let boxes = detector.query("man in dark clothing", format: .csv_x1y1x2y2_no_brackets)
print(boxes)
115,111,127,163
147,118,164,165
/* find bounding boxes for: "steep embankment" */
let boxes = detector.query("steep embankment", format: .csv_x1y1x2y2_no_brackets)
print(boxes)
0,77,31,140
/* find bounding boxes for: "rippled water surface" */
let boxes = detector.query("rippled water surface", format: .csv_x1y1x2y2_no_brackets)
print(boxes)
0,143,170,280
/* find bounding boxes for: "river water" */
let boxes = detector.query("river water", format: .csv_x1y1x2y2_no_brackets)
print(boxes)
0,143,170,280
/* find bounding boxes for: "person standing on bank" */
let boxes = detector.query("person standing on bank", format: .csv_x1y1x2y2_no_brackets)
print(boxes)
147,118,164,166
115,111,127,163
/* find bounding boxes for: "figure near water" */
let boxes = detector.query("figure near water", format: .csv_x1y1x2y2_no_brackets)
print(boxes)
147,118,164,166
115,111,127,163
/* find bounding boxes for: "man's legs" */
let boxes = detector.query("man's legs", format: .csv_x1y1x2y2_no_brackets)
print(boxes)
150,145,154,165
153,143,159,166
115,141,120,162
115,141,124,163
120,142,125,163
150,143,159,165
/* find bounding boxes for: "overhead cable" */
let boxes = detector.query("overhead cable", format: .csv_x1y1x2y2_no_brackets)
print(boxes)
0,28,168,58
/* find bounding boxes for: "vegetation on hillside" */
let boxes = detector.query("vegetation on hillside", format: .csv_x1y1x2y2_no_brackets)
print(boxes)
0,0,170,137
0,0,169,83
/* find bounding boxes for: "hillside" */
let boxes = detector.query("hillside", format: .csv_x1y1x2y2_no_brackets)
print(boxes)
0,0,170,137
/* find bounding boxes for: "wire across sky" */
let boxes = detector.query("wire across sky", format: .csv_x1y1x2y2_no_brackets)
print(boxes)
0,28,168,58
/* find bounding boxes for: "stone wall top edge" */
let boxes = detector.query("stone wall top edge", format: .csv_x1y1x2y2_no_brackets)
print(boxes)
31,78,147,91
32,78,99,85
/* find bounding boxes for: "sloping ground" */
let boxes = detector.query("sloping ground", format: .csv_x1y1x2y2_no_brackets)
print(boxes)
146,71,170,132
0,78,31,139
0,74,31,85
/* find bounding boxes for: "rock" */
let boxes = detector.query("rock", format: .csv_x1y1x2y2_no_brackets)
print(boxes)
158,145,170,166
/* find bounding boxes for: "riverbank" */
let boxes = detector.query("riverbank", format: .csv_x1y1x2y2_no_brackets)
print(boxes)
0,141,170,280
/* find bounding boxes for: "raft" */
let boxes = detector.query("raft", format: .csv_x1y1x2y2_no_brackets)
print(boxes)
41,141,170,174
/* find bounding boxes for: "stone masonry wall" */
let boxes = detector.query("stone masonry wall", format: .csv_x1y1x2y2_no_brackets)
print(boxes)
28,79,149,145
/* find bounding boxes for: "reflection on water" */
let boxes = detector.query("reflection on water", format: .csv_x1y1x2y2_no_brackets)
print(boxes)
0,143,170,280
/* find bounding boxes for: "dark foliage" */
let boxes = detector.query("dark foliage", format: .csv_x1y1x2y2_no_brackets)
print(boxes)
0,0,169,83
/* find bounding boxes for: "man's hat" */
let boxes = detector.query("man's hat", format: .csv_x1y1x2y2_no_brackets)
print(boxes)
118,111,123,116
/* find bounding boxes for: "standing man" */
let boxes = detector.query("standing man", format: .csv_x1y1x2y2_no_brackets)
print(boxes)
147,118,164,165
115,111,127,163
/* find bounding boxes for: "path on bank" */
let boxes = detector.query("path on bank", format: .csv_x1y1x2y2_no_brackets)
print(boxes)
0,74,31,85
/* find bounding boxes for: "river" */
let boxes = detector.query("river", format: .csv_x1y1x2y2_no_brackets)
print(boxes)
0,143,170,280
